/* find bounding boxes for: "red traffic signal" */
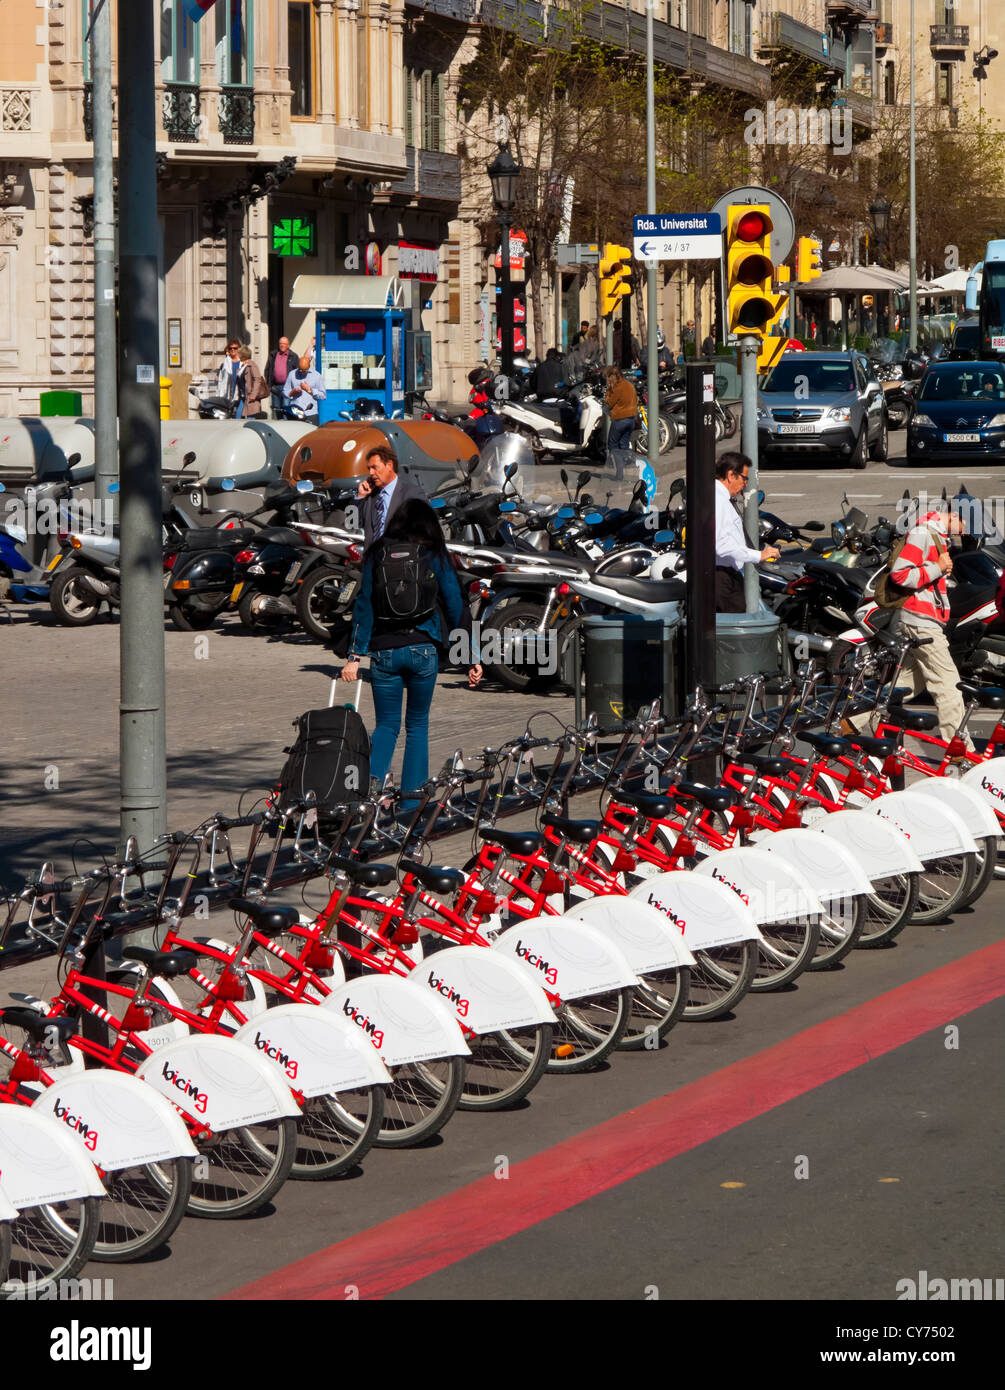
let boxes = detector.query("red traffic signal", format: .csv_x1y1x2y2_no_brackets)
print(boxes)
735,210,770,242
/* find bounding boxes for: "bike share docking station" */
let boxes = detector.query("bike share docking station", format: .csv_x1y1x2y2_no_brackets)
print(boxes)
289,275,432,424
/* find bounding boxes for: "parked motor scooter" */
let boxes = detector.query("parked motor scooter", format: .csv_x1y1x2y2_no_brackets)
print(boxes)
0,482,51,606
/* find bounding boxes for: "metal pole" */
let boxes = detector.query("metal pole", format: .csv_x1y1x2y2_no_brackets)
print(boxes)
740,336,760,613
117,0,167,856
909,0,918,351
645,0,659,482
685,360,716,696
499,212,514,376
91,0,117,515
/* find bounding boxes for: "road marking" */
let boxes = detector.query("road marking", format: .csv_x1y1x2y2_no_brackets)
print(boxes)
768,493,805,498
223,939,1005,1302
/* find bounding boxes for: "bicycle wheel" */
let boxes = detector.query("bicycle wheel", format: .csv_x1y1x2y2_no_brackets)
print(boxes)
619,966,691,1050
2,1198,101,1297
545,988,633,1073
175,1116,297,1219
910,853,977,926
291,1086,384,1180
373,1057,466,1148
805,896,865,971
857,873,920,948
92,1157,194,1262
749,916,820,992
963,835,998,908
683,942,757,1020
459,1024,554,1111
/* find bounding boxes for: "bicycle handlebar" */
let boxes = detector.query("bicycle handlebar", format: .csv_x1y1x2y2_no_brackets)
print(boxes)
215,812,265,831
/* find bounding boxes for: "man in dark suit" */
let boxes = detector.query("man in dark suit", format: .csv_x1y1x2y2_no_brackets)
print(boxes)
357,443,428,549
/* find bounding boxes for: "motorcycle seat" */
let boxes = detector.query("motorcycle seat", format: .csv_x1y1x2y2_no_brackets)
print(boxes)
591,574,686,603
399,860,466,897
254,526,304,548
804,557,871,590
956,682,1005,709
674,782,737,815
179,526,253,550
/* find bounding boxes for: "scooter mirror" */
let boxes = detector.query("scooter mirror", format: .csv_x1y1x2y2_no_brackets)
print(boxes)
296,479,314,493
0,482,5,493
577,471,591,488
669,477,685,498
467,456,480,476
560,468,569,486
557,506,576,520
757,489,765,505
221,478,236,491
183,451,197,467
654,529,675,544
504,463,518,479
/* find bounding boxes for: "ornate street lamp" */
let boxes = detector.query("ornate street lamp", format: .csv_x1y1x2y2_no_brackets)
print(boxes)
869,194,891,266
488,141,522,376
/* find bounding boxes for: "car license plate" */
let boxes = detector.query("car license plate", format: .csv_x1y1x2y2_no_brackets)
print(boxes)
944,432,980,444
46,554,63,572
230,582,244,602
777,424,816,435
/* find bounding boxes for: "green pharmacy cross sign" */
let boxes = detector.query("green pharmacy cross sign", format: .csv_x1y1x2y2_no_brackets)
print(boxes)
272,217,316,257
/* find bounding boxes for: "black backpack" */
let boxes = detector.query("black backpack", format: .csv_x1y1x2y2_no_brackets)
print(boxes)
276,706,370,816
373,541,439,626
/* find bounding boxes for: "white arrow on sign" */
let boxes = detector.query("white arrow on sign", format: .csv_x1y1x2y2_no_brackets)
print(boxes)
632,233,721,262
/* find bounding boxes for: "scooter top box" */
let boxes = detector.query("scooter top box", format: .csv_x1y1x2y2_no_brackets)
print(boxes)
282,419,477,495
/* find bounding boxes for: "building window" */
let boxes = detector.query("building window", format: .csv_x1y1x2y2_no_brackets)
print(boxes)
421,71,446,152
691,0,710,38
403,66,415,145
670,0,688,30
161,0,199,84
728,0,752,58
216,0,252,87
883,61,896,105
936,62,953,106
289,1,315,118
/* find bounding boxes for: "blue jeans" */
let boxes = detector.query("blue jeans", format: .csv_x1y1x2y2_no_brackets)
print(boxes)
608,417,635,451
369,643,439,805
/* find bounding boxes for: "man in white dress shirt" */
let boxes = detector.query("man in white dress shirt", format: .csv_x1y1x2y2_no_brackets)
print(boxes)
714,452,779,613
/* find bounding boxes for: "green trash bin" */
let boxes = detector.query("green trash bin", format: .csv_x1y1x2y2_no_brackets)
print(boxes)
582,614,682,723
39,390,83,417
715,605,789,685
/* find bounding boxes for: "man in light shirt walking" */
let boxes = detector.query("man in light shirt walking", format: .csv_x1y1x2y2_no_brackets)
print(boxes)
714,452,779,613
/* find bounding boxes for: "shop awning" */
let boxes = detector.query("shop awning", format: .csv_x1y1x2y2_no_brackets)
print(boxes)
289,275,405,309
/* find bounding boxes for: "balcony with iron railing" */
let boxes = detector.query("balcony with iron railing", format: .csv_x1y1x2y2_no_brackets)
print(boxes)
757,12,848,74
162,83,201,143
930,24,969,51
875,22,893,48
219,87,255,144
825,0,873,17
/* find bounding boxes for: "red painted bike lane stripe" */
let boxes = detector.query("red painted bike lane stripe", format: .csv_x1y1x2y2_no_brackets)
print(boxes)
224,938,1005,1302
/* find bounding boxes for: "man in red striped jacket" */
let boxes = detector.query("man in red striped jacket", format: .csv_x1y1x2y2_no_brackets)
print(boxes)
886,507,968,743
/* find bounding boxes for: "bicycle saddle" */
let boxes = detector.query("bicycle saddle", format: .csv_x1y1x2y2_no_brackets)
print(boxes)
800,732,850,759
121,945,201,978
674,782,737,815
541,814,602,844
843,734,896,759
956,682,1005,710
322,859,397,889
887,708,939,732
227,897,304,933
734,753,789,777
478,828,544,856
0,1008,76,1043
400,860,466,896
612,790,673,820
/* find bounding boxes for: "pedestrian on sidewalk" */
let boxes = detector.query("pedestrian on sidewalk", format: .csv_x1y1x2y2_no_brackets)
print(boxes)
265,335,299,417
341,497,482,804
603,364,638,481
237,346,268,418
714,452,779,613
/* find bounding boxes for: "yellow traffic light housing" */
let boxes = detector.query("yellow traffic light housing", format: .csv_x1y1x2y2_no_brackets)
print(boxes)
726,203,788,372
600,243,632,317
796,235,823,283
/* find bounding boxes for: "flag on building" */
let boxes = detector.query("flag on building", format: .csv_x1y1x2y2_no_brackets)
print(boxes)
182,0,219,22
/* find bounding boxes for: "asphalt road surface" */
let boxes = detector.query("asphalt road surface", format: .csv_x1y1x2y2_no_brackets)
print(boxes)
3,430,1003,1347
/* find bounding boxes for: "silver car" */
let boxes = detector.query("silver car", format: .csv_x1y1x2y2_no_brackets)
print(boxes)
756,351,888,468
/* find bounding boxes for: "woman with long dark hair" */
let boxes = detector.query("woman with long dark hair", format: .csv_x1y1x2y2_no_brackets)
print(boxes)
341,497,482,801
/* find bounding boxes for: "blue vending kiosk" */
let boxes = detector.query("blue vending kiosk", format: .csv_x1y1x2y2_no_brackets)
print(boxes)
289,275,407,423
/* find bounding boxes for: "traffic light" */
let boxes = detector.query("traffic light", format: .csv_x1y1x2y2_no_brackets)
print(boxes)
726,203,788,372
796,235,823,282
600,243,632,317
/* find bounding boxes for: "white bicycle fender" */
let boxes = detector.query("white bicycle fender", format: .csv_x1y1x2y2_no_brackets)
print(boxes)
491,918,640,1002
960,758,1005,825
759,828,874,904
911,777,1002,840
0,1182,17,1222
233,1003,391,1097
32,1069,198,1171
629,872,762,949
0,1108,106,1209
869,789,977,859
321,974,471,1067
695,846,823,924
136,1033,298,1129
562,895,697,972
813,808,924,877
413,946,556,1035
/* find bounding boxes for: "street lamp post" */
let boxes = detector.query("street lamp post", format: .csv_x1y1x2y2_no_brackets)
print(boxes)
870,195,892,335
909,0,917,350
488,142,522,377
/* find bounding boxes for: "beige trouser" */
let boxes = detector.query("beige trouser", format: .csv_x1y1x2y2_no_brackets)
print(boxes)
851,610,969,744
